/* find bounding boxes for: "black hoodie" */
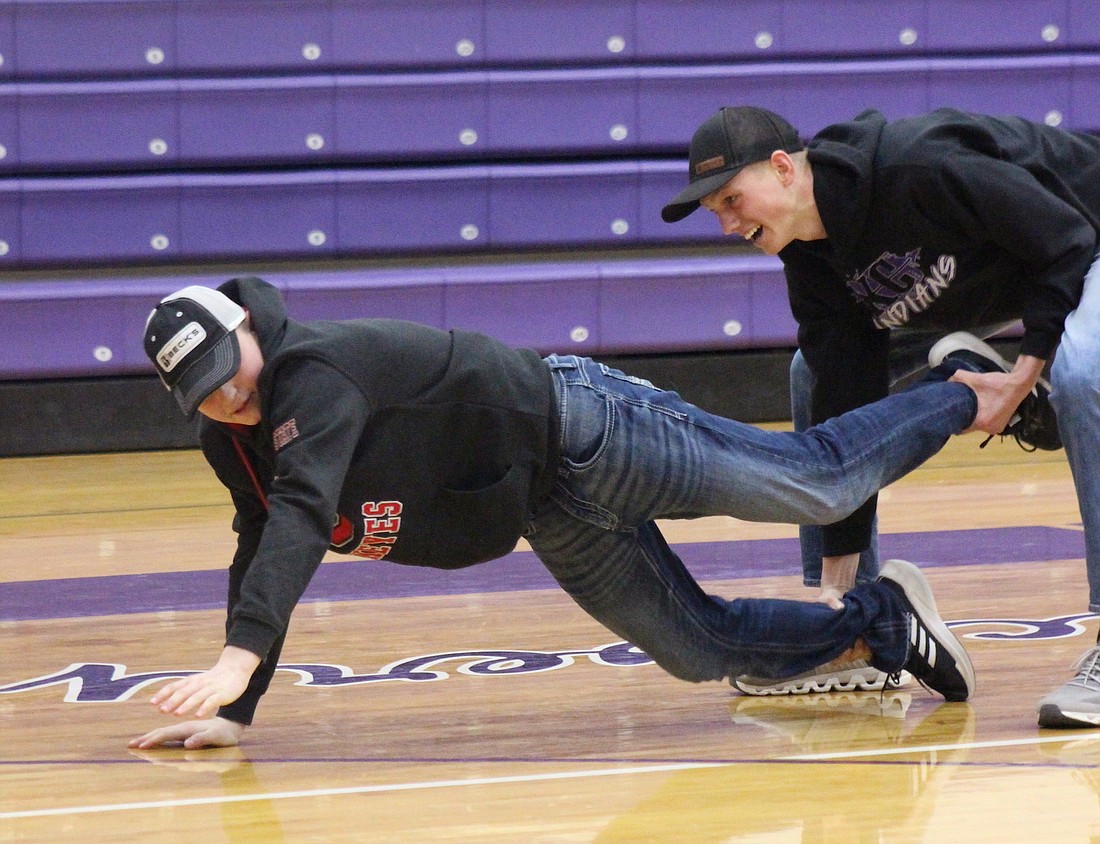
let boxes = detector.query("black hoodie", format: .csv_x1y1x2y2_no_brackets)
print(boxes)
783,108,1100,556
201,277,557,724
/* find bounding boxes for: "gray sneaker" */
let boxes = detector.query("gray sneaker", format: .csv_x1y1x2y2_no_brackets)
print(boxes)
1038,645,1100,728
733,658,912,696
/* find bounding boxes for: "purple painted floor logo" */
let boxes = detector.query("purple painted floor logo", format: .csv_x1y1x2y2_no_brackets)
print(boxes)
2,614,1096,704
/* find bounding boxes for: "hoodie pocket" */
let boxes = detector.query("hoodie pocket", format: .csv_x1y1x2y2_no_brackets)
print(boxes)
425,465,532,568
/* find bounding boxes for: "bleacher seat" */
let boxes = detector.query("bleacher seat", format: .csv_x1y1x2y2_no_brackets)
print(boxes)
175,1,330,74
2,55,1092,178
334,71,488,161
0,0,1096,389
0,254,790,379
335,165,490,254
178,76,333,166
13,1,178,79
10,1,1097,81
329,0,482,71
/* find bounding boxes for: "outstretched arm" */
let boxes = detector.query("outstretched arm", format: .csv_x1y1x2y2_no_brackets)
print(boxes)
149,645,261,719
128,646,259,750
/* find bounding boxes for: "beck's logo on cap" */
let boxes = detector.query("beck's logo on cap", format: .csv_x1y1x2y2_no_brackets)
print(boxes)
157,322,207,373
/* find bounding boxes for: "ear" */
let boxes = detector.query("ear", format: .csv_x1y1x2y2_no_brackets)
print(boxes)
769,150,797,186
235,321,262,363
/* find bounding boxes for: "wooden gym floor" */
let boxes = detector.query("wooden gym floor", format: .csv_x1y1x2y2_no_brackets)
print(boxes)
1,427,1097,842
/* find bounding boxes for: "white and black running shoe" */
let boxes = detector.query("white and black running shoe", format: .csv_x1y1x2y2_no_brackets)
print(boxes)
877,559,975,702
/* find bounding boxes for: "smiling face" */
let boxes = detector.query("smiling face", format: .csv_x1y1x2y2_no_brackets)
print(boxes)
196,325,264,425
698,150,821,254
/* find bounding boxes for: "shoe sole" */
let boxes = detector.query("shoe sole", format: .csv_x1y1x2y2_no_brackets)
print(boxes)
879,559,976,701
734,669,912,696
1038,703,1100,729
928,331,1052,392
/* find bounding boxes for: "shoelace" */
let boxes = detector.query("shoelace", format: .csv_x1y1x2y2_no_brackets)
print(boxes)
1003,409,1042,452
881,672,902,706
978,432,1036,452
1070,646,1100,689
882,613,937,702
883,669,937,702
978,398,1044,452
880,671,937,706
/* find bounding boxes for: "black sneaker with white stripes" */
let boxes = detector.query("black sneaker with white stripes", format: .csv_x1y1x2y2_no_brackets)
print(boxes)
877,559,975,702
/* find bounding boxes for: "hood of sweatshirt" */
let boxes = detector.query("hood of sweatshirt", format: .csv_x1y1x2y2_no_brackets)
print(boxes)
805,109,887,265
217,276,289,361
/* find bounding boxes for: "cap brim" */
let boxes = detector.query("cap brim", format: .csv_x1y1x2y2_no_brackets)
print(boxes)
171,332,241,418
661,167,745,223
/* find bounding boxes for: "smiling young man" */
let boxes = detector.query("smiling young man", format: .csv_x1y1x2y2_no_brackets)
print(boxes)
663,105,1100,727
129,276,988,748
694,150,824,255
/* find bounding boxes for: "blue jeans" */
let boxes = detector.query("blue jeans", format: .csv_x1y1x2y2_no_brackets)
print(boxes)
792,323,1015,586
793,253,1100,611
1051,255,1100,611
526,355,977,683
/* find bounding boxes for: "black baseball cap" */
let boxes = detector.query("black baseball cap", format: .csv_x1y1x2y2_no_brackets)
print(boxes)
144,285,245,417
661,106,804,223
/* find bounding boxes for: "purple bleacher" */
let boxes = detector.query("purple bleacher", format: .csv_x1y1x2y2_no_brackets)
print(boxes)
6,1,1100,83
0,52,1094,269
482,0,635,64
17,174,180,263
781,0,927,56
0,178,20,262
1072,55,1100,129
334,72,488,160
329,0,482,70
601,267,753,354
178,76,333,166
0,277,187,379
0,87,17,168
175,1,330,74
636,0,1088,60
0,255,791,379
5,0,1098,390
924,0,1069,53
926,56,1072,128
487,161,639,248
635,0,779,61
635,0,924,61
1070,0,1100,49
8,167,514,266
14,79,178,171
637,55,1081,147
443,261,603,351
487,68,636,155
335,166,491,254
282,266,448,328
14,1,177,79
784,60,929,135
750,275,801,346
1,56,1094,174
600,256,792,354
0,5,13,81
177,171,336,260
